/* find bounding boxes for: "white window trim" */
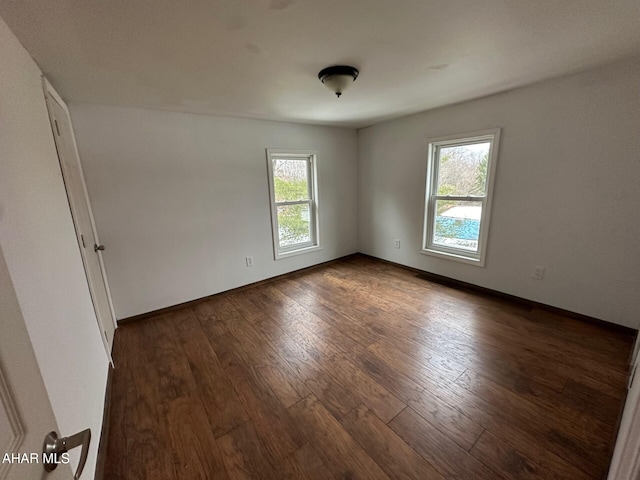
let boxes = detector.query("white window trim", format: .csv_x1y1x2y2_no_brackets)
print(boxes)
266,149,321,260
420,128,501,267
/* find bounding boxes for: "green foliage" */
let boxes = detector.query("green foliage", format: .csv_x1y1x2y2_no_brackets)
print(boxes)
437,184,456,196
274,176,311,246
437,146,488,197
436,184,456,215
278,204,310,246
274,177,308,202
471,153,488,195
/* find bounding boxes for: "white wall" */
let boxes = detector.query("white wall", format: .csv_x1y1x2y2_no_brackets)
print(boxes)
0,16,109,477
70,104,359,319
358,58,640,328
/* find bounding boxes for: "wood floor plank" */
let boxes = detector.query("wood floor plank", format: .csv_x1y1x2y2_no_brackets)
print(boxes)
325,353,405,422
128,365,177,480
354,348,428,405
115,321,157,369
371,330,467,382
102,364,132,480
288,395,390,480
279,276,383,347
166,394,228,480
335,258,628,392
253,284,332,333
325,262,441,317
365,342,485,450
460,305,629,370
481,421,597,480
365,318,606,476
345,257,630,392
106,256,631,479
217,421,280,480
286,324,406,423
154,350,197,401
471,430,573,480
407,387,485,451
562,378,623,425
524,307,633,358
178,326,249,437
378,312,570,393
388,407,502,480
253,316,361,418
310,325,367,358
193,295,239,338
208,332,305,462
157,307,201,332
423,311,627,396
226,317,310,407
346,257,628,359
341,404,445,480
456,369,614,454
278,444,336,480
455,369,611,471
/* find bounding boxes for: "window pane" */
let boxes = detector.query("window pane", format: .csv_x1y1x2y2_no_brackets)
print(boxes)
277,203,311,247
273,159,309,202
436,142,490,196
433,200,482,252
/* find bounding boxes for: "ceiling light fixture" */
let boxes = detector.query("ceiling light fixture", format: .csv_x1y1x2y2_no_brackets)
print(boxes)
318,65,359,98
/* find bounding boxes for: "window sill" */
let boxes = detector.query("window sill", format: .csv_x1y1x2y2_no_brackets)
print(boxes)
419,247,485,267
275,244,322,260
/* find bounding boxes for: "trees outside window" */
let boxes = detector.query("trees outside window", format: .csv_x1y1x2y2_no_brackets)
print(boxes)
422,129,500,266
266,150,320,259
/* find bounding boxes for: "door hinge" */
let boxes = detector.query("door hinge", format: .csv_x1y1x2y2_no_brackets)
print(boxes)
80,234,86,248
104,331,108,342
54,119,60,136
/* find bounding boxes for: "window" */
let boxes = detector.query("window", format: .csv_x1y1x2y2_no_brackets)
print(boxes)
421,129,500,266
266,149,320,259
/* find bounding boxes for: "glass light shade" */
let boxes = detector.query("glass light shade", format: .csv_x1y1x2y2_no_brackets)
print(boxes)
322,74,354,97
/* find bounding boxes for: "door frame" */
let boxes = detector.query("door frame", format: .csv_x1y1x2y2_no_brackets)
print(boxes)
42,77,117,361
607,335,640,479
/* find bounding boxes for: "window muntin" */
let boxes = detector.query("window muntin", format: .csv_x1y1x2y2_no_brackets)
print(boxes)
267,150,319,259
422,130,500,266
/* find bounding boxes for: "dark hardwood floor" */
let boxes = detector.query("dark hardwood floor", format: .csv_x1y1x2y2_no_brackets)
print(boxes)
104,255,634,479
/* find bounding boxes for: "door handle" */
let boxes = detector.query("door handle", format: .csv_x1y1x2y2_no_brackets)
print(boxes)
42,428,91,479
94,244,105,252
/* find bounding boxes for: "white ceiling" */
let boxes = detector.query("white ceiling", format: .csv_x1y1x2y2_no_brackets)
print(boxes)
2,0,640,128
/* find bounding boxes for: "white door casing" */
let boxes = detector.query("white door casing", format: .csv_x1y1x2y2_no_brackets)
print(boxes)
43,79,116,360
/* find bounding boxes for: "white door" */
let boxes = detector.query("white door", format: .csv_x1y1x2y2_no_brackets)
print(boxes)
0,244,72,480
607,341,640,479
43,81,116,359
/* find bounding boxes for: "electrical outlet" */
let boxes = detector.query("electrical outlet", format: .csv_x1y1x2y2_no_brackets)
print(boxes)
245,256,254,267
532,265,545,280
394,239,401,249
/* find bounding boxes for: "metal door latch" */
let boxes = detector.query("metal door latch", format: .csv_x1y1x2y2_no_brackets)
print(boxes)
42,428,91,479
